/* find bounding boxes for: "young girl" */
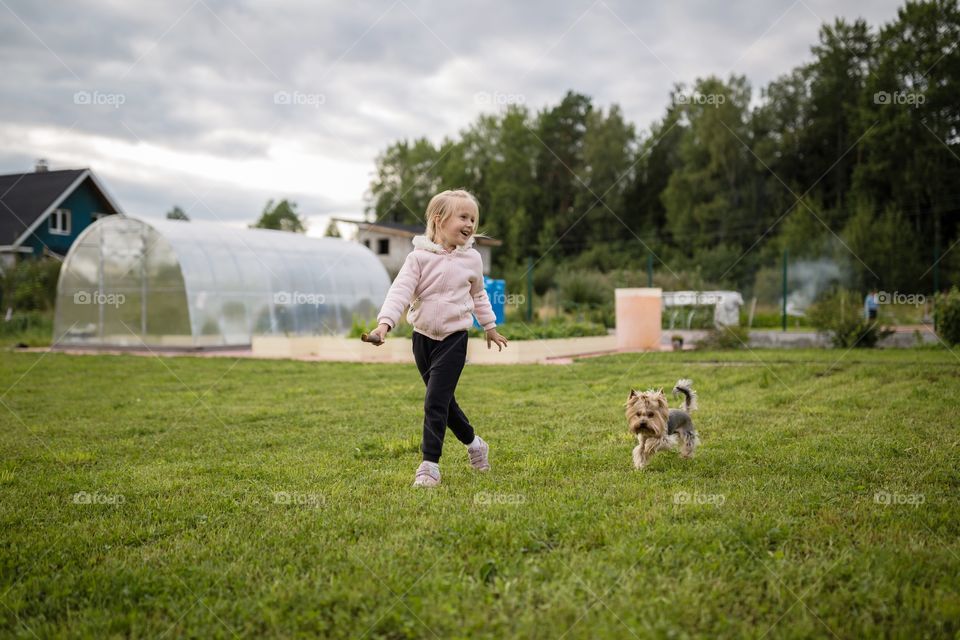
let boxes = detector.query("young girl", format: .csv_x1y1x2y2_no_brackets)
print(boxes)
367,189,508,487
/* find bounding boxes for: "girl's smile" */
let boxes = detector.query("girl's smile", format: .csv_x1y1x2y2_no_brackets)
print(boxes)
438,208,476,249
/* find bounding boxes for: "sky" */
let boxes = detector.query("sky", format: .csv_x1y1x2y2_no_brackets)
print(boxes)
0,0,905,237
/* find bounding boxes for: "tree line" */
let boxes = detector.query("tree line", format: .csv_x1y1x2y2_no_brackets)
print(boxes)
365,0,960,297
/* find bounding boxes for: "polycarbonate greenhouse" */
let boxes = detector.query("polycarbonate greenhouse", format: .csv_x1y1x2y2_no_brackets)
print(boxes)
53,215,390,348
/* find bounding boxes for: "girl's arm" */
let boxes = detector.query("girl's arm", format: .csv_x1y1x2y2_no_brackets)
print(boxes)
374,252,421,335
470,260,508,351
470,273,497,332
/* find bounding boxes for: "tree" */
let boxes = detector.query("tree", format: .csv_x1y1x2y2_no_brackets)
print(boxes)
805,18,874,213
855,0,960,291
252,199,307,233
662,76,754,256
366,138,441,224
532,91,593,255
324,219,341,238
484,106,540,267
166,205,189,221
574,104,636,247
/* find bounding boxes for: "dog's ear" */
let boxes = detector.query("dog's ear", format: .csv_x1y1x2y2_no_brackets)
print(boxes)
629,389,639,399
656,390,668,408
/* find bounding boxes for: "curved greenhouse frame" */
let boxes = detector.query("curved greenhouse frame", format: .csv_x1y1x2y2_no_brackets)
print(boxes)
53,215,390,348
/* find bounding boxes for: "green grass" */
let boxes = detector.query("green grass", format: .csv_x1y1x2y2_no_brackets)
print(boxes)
0,312,53,348
1,348,958,638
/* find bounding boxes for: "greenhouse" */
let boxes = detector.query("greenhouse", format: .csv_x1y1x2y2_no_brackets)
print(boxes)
53,215,390,348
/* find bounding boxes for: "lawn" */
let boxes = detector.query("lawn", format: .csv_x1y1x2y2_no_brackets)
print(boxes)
0,347,958,638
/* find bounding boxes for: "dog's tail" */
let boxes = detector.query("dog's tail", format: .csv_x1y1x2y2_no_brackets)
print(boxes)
672,378,697,412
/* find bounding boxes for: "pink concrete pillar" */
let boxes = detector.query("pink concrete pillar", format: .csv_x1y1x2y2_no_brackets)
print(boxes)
615,288,662,350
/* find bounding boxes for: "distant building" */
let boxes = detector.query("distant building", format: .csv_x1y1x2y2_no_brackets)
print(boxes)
333,219,502,276
0,162,123,270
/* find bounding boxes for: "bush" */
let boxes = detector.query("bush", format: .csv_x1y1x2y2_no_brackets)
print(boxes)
934,286,960,346
555,268,611,309
471,317,607,341
807,288,893,348
350,315,606,341
0,258,61,312
348,316,413,338
0,311,53,347
695,325,750,350
745,310,812,329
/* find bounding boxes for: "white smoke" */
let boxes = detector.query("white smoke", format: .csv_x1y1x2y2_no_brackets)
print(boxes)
785,259,844,316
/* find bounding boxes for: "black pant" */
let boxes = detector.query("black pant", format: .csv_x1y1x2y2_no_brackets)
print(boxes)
412,330,474,463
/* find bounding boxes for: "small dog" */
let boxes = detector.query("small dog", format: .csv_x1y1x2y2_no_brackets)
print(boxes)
625,379,700,469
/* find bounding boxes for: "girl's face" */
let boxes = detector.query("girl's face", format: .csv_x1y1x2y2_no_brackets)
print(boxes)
436,205,476,249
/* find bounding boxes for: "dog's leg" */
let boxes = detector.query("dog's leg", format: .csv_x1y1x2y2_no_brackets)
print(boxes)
679,429,698,458
642,437,661,466
632,440,647,469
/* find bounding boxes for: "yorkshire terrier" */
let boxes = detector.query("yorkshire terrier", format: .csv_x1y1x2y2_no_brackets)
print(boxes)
625,379,700,469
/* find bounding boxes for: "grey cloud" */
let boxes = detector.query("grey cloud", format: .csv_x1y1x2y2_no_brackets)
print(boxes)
0,0,905,224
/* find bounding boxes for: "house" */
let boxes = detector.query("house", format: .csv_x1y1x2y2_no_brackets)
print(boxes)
0,162,123,270
333,219,502,276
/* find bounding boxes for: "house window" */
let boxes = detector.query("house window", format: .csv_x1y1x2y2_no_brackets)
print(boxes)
377,238,389,255
49,209,71,235
362,239,370,249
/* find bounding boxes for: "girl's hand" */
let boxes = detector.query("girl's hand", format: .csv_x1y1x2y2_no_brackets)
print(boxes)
485,328,508,351
368,323,391,346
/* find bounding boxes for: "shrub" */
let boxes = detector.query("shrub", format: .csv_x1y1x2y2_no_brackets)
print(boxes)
350,315,607,341
469,317,607,341
0,311,53,347
807,288,893,348
348,316,413,338
695,325,750,350
555,268,611,309
0,258,61,312
934,286,960,346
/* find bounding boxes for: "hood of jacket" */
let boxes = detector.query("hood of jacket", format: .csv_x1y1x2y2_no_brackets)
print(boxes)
412,234,475,254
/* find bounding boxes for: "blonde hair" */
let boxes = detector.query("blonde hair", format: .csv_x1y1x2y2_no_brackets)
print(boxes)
424,189,480,243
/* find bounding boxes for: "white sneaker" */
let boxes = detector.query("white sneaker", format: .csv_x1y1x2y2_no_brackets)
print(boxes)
467,436,490,471
413,461,441,487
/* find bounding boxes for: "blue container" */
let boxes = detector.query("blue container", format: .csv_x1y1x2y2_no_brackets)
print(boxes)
474,277,506,328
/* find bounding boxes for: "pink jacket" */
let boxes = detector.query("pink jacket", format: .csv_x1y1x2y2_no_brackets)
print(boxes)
377,235,497,340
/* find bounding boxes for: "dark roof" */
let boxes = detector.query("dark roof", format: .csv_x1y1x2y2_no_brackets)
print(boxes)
361,220,424,234
0,169,89,245
332,217,503,246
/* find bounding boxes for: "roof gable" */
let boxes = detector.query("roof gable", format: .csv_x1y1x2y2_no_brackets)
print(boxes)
0,169,120,246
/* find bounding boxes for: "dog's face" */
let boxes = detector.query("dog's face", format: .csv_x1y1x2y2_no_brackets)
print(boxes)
626,389,669,437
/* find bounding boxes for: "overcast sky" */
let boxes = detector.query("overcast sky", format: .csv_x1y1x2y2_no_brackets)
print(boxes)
0,0,904,236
